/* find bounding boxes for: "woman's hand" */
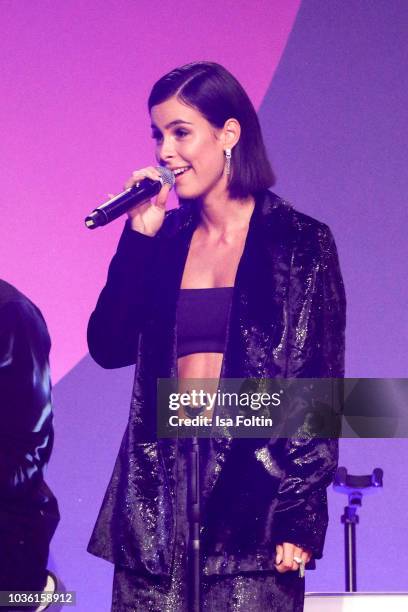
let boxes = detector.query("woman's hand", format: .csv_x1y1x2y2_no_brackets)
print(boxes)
274,542,312,574
124,166,172,236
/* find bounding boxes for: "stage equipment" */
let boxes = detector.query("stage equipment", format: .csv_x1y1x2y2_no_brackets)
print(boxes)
333,466,383,592
305,592,408,611
187,434,201,612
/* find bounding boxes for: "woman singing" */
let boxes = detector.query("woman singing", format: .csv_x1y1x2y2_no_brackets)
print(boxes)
87,61,346,611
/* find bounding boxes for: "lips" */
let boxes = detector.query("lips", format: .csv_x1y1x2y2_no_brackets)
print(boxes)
171,166,192,176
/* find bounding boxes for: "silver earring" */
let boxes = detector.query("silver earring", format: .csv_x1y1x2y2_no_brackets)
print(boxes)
224,148,232,176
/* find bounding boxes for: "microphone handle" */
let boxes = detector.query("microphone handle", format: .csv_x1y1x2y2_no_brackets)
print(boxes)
85,177,161,229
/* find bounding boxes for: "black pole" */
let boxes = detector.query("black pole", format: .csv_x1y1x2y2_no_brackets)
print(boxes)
187,435,201,612
342,504,358,592
334,467,383,593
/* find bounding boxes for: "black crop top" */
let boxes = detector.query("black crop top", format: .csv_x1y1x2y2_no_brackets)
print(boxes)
176,287,234,358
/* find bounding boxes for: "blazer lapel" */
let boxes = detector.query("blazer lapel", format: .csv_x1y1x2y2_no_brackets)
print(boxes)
222,191,293,379
204,192,294,503
157,192,293,505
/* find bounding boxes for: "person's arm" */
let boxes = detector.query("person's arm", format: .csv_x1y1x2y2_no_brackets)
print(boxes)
87,221,159,369
88,166,173,369
273,225,346,559
0,299,53,497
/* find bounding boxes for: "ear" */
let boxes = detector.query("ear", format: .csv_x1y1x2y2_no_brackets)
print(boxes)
222,118,241,149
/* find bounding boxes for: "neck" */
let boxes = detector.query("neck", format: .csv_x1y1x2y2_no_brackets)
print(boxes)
196,186,255,238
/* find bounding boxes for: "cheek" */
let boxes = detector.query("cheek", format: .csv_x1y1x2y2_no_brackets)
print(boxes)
208,153,225,178
197,144,224,174
190,135,220,164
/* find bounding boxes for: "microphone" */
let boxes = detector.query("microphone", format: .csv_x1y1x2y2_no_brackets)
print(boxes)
85,166,175,229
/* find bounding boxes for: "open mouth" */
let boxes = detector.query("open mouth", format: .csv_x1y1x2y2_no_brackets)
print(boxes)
173,166,192,177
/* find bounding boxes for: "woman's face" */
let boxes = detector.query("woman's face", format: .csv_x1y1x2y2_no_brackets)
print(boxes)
150,96,228,200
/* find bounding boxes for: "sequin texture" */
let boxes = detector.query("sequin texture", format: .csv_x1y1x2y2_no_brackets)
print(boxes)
87,189,346,607
112,441,305,611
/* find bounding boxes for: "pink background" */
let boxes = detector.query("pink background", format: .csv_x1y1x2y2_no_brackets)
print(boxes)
1,0,300,382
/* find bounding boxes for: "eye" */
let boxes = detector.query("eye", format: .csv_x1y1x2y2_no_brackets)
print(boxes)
174,128,189,138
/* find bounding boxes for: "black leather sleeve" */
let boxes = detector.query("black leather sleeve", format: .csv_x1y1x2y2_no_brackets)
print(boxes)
87,221,158,369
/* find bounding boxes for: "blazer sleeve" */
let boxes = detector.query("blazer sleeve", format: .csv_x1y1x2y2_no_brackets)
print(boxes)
0,299,54,497
87,221,159,369
273,225,346,559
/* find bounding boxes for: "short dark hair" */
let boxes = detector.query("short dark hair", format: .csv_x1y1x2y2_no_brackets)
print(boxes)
148,61,275,199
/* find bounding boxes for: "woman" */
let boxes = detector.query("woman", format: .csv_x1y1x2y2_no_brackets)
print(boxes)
87,61,346,611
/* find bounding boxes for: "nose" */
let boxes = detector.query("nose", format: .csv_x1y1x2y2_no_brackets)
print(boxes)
157,134,175,165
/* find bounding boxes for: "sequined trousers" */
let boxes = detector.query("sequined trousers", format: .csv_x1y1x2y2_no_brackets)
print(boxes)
111,440,305,612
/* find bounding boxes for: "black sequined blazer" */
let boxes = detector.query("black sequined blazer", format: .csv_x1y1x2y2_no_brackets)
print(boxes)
87,190,346,577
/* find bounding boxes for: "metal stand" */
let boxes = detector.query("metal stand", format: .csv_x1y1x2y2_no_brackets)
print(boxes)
187,435,201,612
342,491,360,591
334,467,383,592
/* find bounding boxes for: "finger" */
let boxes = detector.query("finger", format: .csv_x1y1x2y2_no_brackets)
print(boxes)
124,170,143,190
292,546,304,571
281,542,297,572
274,543,287,573
145,166,163,181
275,544,283,566
275,542,295,573
275,561,289,574
302,549,312,565
155,182,171,209
125,167,161,190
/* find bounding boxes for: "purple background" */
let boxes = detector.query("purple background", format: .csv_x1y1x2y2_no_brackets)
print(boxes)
2,0,407,608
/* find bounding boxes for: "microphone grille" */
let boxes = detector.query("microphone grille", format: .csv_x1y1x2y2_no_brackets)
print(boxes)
157,166,175,188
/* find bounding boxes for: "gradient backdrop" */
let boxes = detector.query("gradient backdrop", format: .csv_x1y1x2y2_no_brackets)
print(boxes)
1,0,407,609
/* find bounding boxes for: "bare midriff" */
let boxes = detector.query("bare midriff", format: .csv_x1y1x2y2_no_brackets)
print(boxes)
177,352,223,420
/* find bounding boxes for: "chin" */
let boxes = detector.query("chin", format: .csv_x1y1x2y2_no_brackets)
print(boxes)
175,186,200,200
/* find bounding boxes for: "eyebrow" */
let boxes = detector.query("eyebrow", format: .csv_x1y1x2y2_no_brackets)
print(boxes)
150,119,193,130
